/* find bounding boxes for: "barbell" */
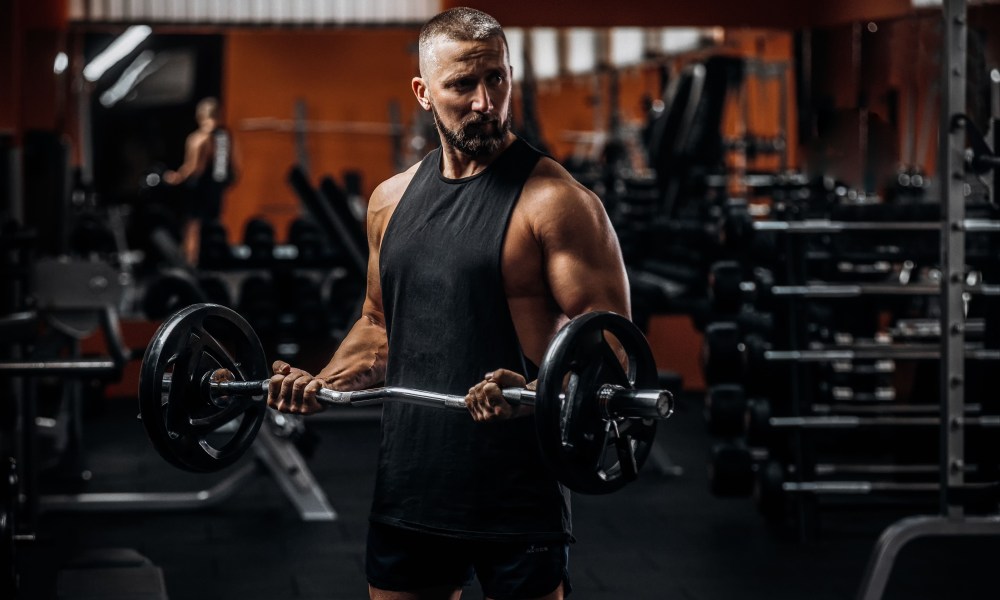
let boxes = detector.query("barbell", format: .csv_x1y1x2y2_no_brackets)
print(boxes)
138,303,675,495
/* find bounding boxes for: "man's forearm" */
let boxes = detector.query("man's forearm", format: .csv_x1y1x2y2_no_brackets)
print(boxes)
316,314,388,390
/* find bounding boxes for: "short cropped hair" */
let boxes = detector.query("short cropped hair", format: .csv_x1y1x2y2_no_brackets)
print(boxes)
196,97,219,121
418,7,508,76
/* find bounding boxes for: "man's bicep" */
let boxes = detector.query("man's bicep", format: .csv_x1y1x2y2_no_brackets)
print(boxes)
543,196,630,319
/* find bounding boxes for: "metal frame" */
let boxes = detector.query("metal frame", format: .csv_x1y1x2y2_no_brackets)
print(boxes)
855,1,1000,598
40,417,337,522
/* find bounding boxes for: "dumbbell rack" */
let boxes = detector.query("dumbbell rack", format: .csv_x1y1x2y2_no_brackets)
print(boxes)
720,1,1000,563
855,1,1000,597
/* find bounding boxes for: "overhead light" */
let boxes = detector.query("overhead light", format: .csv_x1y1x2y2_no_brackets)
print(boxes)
83,25,152,83
53,52,69,74
99,50,158,108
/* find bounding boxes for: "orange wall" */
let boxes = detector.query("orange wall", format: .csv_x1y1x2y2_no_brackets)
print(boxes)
222,28,422,241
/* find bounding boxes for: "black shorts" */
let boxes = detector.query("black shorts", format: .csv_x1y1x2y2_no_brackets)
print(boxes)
365,522,571,599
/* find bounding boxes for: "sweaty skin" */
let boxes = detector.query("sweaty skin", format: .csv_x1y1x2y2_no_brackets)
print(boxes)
267,36,630,424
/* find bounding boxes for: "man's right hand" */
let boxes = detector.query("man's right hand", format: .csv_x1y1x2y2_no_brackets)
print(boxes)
268,361,327,414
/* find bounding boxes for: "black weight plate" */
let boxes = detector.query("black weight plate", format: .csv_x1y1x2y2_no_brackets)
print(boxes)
138,303,268,472
535,312,658,494
142,268,208,320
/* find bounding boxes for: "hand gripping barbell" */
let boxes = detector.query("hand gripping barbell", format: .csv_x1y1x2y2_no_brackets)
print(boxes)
138,303,675,494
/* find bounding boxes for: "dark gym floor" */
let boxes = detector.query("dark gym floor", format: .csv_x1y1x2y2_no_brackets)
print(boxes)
16,391,1000,600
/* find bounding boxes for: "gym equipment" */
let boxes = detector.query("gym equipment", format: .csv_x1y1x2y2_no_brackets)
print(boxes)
709,443,996,503
701,322,773,388
197,220,233,268
242,218,276,263
704,384,746,437
745,397,1000,447
706,262,777,314
857,6,1000,595
1,288,332,523
138,304,674,494
236,275,279,338
755,458,999,520
286,218,328,264
318,175,368,261
705,321,999,385
770,281,1000,298
287,166,367,277
764,343,1000,361
56,548,167,600
142,228,214,319
284,274,326,338
141,268,208,320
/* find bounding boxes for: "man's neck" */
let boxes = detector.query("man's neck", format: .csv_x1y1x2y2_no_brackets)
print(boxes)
438,133,515,179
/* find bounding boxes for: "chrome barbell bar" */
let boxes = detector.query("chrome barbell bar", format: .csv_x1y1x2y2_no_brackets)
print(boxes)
161,374,675,420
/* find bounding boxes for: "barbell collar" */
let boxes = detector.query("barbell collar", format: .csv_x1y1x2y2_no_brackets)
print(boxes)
599,386,674,420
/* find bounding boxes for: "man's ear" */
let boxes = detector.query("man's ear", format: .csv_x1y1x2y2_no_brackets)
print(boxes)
412,77,431,111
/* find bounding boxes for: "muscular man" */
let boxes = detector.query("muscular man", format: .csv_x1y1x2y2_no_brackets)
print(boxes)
268,8,629,600
163,97,237,265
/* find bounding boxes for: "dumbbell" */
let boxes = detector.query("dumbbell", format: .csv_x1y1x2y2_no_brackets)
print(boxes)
705,382,898,443
708,442,997,517
198,220,232,268
700,322,772,390
287,217,328,265
237,275,280,339
744,397,1000,447
703,384,747,438
706,261,776,314
242,218,275,264
754,458,1000,521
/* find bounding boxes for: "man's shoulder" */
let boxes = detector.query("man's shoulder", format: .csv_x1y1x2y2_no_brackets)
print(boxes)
371,160,423,210
517,155,609,239
522,155,597,206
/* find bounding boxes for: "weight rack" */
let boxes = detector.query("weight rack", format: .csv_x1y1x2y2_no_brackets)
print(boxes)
855,1,1000,597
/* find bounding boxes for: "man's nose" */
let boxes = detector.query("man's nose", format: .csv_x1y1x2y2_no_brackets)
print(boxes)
471,81,494,113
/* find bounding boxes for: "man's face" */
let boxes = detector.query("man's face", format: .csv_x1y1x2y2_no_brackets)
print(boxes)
418,36,513,159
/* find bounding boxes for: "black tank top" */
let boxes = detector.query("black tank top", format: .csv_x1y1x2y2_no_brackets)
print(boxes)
373,138,571,541
188,127,233,221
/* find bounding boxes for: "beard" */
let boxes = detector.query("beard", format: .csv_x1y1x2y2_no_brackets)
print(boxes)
431,103,512,158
